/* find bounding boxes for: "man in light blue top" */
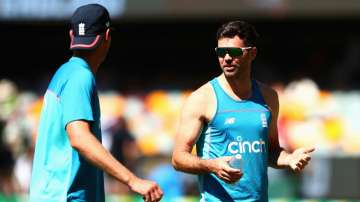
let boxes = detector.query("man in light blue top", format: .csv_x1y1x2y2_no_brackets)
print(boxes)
29,4,163,202
172,21,315,201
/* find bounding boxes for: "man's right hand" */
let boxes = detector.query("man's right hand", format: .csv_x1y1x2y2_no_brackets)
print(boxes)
208,156,243,183
128,176,163,202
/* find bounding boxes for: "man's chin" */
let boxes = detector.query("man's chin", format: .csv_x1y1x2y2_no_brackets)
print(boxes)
223,70,238,77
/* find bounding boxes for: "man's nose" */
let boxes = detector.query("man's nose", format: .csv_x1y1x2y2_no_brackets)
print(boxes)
224,53,232,63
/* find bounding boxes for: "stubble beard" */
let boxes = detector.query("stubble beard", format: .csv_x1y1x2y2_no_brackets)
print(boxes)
222,64,241,78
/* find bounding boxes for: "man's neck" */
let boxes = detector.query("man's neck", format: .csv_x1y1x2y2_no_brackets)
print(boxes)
85,56,101,74
73,53,100,75
220,73,252,100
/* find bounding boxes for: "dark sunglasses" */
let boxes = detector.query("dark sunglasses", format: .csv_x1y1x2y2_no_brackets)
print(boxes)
215,47,252,58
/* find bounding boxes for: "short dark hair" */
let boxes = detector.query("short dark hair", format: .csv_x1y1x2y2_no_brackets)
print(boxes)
216,20,259,47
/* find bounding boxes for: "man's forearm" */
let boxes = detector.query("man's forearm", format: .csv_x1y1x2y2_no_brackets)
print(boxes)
172,151,212,174
72,132,136,185
269,147,291,169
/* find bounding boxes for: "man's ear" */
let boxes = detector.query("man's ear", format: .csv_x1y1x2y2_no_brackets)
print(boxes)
105,28,111,41
69,30,74,48
251,47,257,60
69,29,74,39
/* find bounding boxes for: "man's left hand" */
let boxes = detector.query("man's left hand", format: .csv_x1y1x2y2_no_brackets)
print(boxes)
288,147,315,172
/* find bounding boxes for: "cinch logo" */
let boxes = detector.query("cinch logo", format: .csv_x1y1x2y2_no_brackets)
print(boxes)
228,136,266,154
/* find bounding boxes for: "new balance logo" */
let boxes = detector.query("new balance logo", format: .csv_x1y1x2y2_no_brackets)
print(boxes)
78,23,85,36
224,117,235,125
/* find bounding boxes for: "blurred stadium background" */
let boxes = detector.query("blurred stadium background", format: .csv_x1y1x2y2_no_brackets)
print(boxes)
1,0,360,201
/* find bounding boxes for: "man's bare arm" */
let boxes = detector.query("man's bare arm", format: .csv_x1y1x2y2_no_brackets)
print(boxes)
172,85,242,183
260,83,314,171
66,121,163,201
172,89,212,173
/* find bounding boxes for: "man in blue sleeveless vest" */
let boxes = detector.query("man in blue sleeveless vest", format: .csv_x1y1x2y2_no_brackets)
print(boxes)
29,4,163,202
172,20,315,201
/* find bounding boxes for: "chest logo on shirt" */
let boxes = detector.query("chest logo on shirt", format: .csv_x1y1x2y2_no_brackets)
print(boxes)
224,117,236,125
261,113,268,128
